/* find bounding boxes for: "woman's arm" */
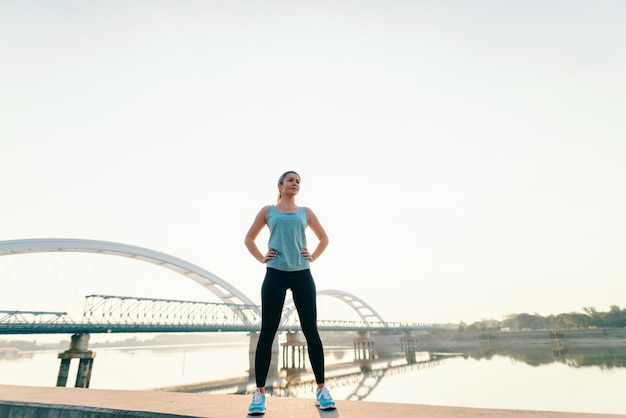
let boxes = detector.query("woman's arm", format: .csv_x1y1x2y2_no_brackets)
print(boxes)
244,206,276,263
303,207,329,262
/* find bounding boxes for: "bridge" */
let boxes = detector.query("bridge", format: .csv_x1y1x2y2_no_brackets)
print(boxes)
0,294,430,335
0,238,436,389
0,238,433,335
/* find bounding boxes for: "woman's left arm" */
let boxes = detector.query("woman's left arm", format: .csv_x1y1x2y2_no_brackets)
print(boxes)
303,207,329,262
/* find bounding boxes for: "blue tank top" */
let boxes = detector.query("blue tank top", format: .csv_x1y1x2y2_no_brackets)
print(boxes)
266,205,309,272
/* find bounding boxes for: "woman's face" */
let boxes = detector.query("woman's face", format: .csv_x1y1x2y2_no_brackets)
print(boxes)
279,173,301,197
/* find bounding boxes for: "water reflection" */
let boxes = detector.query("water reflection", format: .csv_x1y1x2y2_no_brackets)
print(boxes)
191,347,450,402
460,331,626,370
219,331,446,400
269,355,447,400
192,329,626,408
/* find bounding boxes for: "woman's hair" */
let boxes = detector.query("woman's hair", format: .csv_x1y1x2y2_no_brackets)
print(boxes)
277,170,299,202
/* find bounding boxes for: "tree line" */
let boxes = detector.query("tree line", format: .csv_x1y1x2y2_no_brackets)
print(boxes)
460,305,626,331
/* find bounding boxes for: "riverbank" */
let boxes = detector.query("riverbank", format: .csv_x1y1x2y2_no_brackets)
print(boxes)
1,384,624,417
322,328,626,356
414,328,626,351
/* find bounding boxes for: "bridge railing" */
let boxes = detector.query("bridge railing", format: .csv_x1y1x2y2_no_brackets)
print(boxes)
315,319,435,331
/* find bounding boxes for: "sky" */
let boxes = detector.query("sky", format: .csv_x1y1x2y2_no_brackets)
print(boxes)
1,0,625,326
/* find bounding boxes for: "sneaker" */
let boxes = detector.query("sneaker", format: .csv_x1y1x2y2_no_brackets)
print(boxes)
315,386,336,410
248,389,266,415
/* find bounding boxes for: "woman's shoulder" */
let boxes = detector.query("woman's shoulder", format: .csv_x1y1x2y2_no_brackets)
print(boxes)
255,205,272,217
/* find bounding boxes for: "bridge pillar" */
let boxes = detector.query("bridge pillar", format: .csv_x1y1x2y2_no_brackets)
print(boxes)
353,331,375,372
353,331,375,360
400,331,419,363
247,332,280,382
281,331,307,381
56,333,96,388
56,358,71,387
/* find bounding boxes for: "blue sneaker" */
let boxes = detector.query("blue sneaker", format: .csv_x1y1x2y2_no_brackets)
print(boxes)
315,386,336,410
248,389,266,415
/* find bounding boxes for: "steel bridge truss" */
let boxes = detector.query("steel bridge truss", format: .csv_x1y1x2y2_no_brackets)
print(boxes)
82,294,263,332
0,310,75,334
0,295,263,334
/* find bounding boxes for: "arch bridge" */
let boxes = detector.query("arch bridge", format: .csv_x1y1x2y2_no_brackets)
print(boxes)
0,238,433,334
0,238,436,390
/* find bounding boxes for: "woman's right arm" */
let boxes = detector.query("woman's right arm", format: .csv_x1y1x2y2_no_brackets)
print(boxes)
244,206,275,263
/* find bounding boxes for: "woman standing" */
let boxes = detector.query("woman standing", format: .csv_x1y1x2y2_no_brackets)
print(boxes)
244,170,336,415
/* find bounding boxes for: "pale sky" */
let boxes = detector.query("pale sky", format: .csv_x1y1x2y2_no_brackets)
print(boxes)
1,1,625,326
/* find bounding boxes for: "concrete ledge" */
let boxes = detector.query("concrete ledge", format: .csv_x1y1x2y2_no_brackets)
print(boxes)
0,385,623,418
0,400,189,418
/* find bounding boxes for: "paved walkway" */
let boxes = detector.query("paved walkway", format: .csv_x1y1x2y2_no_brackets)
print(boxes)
0,384,623,418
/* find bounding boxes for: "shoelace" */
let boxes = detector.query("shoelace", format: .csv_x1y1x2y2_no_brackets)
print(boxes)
318,387,332,400
252,391,264,404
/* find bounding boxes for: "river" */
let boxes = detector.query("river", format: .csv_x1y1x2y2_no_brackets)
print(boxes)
0,331,625,415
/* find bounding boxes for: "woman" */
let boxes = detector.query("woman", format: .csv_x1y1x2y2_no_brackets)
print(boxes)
244,170,336,415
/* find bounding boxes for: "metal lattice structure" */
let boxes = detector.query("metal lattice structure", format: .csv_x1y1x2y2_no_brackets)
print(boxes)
0,310,76,334
82,294,261,329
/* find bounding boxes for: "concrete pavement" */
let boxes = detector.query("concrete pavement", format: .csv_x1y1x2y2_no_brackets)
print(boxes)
0,384,623,418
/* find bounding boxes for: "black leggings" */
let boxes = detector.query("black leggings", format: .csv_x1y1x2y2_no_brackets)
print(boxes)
254,268,325,387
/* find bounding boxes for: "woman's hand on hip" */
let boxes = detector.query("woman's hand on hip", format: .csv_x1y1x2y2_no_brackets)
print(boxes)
262,249,278,263
301,247,313,262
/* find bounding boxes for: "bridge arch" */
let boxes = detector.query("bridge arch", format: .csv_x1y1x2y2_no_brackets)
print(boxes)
281,289,387,326
317,289,387,325
0,238,259,313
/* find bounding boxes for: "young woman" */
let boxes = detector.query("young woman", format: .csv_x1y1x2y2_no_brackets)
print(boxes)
244,170,336,415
